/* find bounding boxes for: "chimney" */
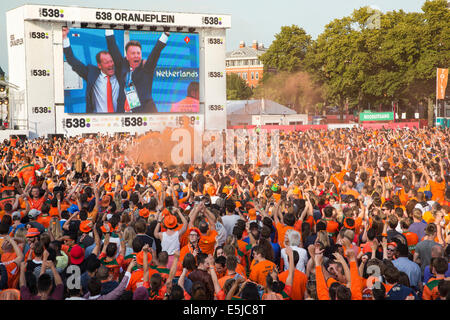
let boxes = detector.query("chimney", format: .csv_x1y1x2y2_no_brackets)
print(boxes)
252,40,258,50
239,41,245,48
258,43,264,50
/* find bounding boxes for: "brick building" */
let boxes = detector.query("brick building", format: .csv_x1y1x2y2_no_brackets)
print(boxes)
226,40,267,89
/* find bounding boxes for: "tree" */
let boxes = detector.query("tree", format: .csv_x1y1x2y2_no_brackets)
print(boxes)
304,1,449,118
259,25,312,74
226,73,253,100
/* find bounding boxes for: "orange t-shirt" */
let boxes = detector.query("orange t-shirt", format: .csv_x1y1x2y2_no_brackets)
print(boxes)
198,230,218,255
249,259,276,287
18,164,39,186
278,269,307,300
429,180,445,204
126,268,158,292
36,215,51,229
1,251,20,288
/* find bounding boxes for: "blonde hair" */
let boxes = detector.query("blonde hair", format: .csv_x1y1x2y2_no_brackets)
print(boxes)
122,226,136,248
316,230,330,248
14,227,28,244
49,217,63,240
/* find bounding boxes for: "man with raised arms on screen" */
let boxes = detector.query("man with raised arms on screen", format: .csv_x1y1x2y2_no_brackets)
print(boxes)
105,30,170,113
62,27,125,113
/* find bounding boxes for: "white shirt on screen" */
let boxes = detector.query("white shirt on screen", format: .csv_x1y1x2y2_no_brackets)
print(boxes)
93,71,119,113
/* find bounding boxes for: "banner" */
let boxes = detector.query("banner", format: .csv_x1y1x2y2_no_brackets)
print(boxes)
437,68,448,100
359,112,394,122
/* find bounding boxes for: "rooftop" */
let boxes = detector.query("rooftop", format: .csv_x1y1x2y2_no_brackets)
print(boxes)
227,99,296,115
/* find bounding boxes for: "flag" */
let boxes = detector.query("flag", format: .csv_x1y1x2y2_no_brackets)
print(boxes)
437,68,448,100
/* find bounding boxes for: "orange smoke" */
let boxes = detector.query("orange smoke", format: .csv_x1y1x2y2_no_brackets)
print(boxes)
126,116,196,166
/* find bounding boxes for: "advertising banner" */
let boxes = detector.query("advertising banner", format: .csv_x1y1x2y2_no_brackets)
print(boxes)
25,21,56,136
23,5,231,28
359,112,394,122
204,35,227,130
437,68,448,100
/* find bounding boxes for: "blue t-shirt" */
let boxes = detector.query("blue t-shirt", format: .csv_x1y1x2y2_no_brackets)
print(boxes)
423,263,450,284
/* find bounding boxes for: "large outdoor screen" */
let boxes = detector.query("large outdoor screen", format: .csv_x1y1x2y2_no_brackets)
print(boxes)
63,28,200,114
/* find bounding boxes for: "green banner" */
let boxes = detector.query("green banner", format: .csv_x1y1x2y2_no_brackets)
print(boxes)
359,112,394,122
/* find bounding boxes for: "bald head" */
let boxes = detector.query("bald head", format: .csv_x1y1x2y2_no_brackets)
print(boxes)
431,245,444,258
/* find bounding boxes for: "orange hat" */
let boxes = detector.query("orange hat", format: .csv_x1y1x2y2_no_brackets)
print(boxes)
80,220,92,233
139,208,150,218
100,222,112,233
248,208,257,221
136,250,152,266
235,201,242,209
26,228,40,238
164,215,178,229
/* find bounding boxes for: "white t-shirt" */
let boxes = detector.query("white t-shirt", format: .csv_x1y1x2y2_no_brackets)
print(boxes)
161,230,180,255
221,214,241,238
280,246,308,273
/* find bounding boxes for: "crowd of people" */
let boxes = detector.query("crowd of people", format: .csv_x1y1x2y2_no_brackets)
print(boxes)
0,126,449,300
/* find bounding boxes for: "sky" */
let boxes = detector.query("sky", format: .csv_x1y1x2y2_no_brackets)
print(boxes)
0,0,428,75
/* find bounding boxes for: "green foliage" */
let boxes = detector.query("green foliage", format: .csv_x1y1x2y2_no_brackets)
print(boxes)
259,25,312,73
226,73,253,100
262,0,449,113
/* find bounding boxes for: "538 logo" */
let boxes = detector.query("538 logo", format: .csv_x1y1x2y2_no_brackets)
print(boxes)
122,117,145,127
208,38,224,45
208,105,224,111
32,107,52,114
29,32,49,39
31,69,51,77
63,118,86,128
208,72,224,78
39,8,64,18
95,11,113,21
202,16,222,25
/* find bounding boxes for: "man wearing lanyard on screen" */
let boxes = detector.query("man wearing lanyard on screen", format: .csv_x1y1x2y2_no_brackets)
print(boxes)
106,30,170,113
62,27,125,114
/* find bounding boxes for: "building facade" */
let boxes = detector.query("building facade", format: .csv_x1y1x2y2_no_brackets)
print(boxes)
226,40,266,88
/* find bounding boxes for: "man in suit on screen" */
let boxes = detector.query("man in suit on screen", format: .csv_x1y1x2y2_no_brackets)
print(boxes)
62,27,125,113
105,30,170,113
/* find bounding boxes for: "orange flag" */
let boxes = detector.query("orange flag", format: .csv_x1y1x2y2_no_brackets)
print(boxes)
437,68,448,100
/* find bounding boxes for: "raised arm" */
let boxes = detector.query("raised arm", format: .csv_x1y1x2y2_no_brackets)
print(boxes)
62,27,89,80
